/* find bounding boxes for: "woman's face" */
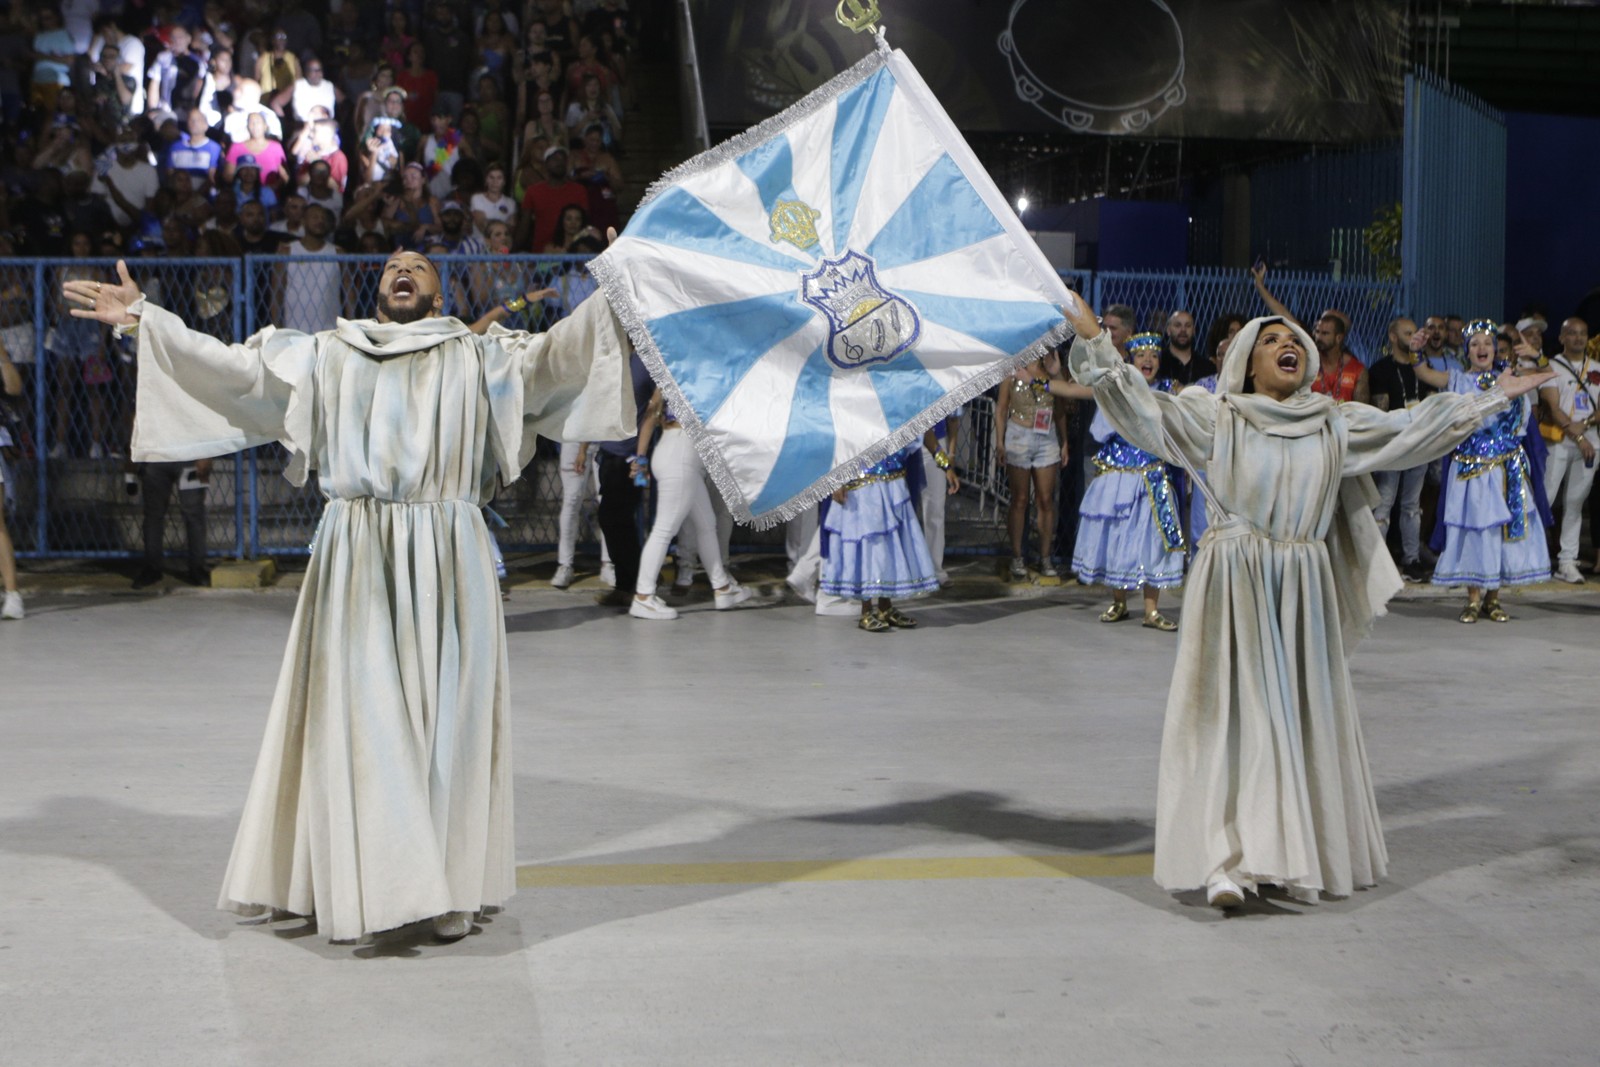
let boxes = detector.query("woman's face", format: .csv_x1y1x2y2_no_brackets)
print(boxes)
536,91,554,115
1248,321,1308,400
561,206,584,234
246,112,265,139
1466,331,1495,369
583,77,601,104
1132,348,1160,381
485,167,504,193
486,221,510,251
402,165,424,191
213,50,232,74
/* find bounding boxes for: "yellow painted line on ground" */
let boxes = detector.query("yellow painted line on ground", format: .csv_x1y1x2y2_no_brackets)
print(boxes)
517,853,1153,888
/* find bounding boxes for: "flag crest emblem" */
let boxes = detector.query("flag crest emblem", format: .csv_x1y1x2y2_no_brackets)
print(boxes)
591,45,1071,526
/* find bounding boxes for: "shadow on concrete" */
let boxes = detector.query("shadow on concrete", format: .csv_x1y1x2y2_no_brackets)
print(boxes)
503,602,622,633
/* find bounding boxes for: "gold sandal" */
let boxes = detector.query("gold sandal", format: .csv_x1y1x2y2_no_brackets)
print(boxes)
858,610,892,633
881,607,918,629
1099,601,1129,623
1459,602,1480,624
1142,610,1178,632
1484,598,1510,623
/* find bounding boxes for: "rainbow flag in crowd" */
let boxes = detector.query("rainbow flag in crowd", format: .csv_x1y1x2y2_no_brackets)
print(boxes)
592,43,1070,527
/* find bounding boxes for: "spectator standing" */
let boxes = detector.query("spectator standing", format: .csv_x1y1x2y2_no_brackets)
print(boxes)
196,48,235,125
1538,317,1597,584
423,2,475,119
89,15,146,117
294,119,348,191
420,108,469,200
380,161,442,249
290,57,341,129
397,42,439,129
1420,315,1459,371
379,12,416,73
149,24,206,116
1157,309,1212,385
165,109,222,187
471,162,518,234
233,199,287,255
255,29,302,117
224,111,288,187
220,81,284,143
279,205,344,335
95,127,161,229
564,72,621,147
520,145,588,252
523,87,568,153
352,65,399,142
1368,316,1436,581
1309,311,1370,404
570,122,621,232
133,458,212,588
298,160,344,220
593,351,655,608
30,9,75,112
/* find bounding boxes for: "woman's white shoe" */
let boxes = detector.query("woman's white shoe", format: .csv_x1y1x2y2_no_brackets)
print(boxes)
629,594,679,620
1206,875,1246,909
713,582,752,610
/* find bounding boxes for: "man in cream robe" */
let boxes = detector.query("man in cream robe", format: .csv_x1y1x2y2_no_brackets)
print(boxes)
1058,297,1550,909
66,256,635,942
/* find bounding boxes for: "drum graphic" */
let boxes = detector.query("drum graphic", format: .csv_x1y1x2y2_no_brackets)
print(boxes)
997,0,1187,134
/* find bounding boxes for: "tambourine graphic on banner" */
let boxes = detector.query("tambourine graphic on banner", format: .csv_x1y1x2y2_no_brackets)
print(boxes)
998,0,1187,134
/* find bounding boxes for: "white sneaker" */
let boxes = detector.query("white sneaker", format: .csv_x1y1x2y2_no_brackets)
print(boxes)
629,594,678,620
815,592,860,617
1555,561,1585,584
599,562,616,588
1009,556,1027,580
551,563,575,588
713,581,752,610
1,591,22,620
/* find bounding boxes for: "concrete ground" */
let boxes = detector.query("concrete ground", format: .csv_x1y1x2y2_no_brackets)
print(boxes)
2,562,1598,1066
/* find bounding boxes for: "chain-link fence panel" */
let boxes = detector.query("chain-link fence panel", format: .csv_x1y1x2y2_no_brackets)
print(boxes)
1091,267,1402,366
8,257,251,561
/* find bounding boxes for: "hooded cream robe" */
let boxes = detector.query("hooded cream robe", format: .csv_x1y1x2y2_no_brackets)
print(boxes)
1070,319,1509,900
127,294,634,940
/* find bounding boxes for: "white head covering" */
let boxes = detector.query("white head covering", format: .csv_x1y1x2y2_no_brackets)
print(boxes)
1215,315,1337,439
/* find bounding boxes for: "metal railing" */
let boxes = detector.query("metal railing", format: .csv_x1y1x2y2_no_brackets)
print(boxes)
0,256,1398,561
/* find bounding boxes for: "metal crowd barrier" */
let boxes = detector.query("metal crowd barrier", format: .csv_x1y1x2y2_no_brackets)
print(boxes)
0,256,1398,561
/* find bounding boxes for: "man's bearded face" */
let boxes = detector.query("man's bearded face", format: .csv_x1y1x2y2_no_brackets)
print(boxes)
376,252,443,324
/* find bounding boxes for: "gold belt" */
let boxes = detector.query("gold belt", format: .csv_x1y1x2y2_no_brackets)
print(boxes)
842,469,907,492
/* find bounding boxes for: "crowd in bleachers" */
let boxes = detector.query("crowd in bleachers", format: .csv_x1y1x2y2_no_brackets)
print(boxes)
0,0,634,266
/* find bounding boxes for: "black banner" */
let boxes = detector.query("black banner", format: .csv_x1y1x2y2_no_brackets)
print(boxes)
691,0,1406,142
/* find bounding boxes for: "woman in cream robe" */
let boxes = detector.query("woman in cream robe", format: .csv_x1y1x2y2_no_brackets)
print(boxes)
1063,302,1548,906
68,258,635,941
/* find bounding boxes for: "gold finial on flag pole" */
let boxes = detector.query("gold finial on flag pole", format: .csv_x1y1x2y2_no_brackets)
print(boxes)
835,0,882,34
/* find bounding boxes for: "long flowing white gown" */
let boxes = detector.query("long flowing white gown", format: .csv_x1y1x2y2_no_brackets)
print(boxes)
1070,322,1508,900
129,295,634,940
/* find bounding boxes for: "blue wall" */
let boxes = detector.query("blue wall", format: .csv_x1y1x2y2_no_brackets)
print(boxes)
1504,112,1600,332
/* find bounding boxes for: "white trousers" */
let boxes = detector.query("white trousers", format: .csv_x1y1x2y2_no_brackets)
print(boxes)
678,475,733,574
557,441,608,567
637,428,730,595
919,446,947,575
1544,438,1597,565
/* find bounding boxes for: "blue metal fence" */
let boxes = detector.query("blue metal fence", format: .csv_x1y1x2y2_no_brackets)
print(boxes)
1401,69,1507,322
0,256,1398,561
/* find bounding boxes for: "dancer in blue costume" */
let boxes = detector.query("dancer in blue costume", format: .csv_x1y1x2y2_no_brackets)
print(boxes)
821,444,951,632
1410,319,1552,621
1050,333,1185,631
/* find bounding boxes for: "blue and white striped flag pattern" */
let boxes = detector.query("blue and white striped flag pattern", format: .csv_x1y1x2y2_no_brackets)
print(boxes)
591,42,1071,527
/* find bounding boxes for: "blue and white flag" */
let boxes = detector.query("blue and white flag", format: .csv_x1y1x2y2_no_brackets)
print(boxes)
591,41,1071,527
